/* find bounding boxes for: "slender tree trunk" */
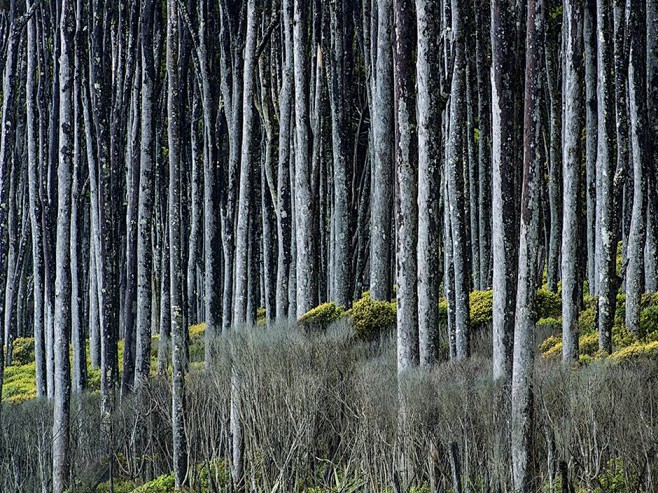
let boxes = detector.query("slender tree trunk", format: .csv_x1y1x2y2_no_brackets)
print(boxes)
491,0,519,382
561,0,584,363
394,0,418,372
446,0,471,360
135,0,155,388
233,0,257,326
647,0,658,290
416,0,442,366
26,0,47,398
584,0,598,295
53,0,75,488
370,0,394,302
511,1,544,490
625,0,648,336
166,0,188,486
293,0,317,318
596,0,616,354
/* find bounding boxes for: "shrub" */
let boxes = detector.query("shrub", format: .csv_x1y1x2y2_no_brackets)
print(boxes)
469,290,493,326
535,289,562,320
639,305,658,338
612,325,636,349
11,337,35,366
132,472,175,493
348,294,396,340
539,335,562,355
578,306,597,334
300,302,345,332
609,341,658,362
579,332,600,357
2,363,37,403
257,307,267,326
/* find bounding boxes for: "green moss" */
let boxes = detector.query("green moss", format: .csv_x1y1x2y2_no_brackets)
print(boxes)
11,337,35,365
347,294,396,340
300,302,345,331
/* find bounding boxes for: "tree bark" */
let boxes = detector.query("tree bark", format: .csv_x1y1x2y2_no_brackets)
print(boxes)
561,0,584,363
394,0,419,373
416,0,442,366
625,0,648,337
53,0,75,488
511,1,544,489
491,0,519,381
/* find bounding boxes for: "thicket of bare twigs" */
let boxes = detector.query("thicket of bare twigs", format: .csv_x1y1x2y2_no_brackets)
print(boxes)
1,322,657,492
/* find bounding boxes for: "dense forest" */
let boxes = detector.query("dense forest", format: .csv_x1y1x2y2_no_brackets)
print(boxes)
0,0,657,491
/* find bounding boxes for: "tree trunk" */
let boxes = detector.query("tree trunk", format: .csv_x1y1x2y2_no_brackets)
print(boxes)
394,0,419,373
416,0,442,366
166,0,188,485
511,1,544,489
596,0,616,354
491,0,519,381
370,0,394,302
53,0,75,488
293,0,317,318
561,0,584,363
625,0,648,336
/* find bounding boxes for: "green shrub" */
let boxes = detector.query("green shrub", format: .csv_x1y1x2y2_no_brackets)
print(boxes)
579,332,600,357
95,480,136,493
535,289,562,320
348,294,396,340
639,305,658,338
578,306,597,334
2,363,37,403
11,337,35,365
257,307,267,326
132,472,175,492
300,302,345,332
469,290,493,326
612,325,636,349
610,341,658,361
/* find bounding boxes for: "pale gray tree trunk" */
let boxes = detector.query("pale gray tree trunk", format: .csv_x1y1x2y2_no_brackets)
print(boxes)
233,0,257,327
491,0,519,382
446,0,471,360
276,0,294,321
53,0,75,488
394,0,419,372
135,0,156,388
166,0,188,486
584,0,598,295
370,0,394,302
511,1,543,489
646,0,658,290
545,15,562,294
26,0,47,397
625,0,648,336
293,0,317,318
416,0,442,366
561,0,584,363
596,0,616,354
327,1,351,308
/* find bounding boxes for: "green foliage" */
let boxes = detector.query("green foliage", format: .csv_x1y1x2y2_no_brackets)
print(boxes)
11,337,35,366
300,302,346,332
188,323,206,362
469,290,493,326
612,325,636,349
592,458,632,492
610,341,658,362
132,472,176,493
578,306,597,334
2,363,37,403
257,307,267,326
95,481,136,493
535,289,562,320
347,293,396,340
639,305,658,338
536,317,561,329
